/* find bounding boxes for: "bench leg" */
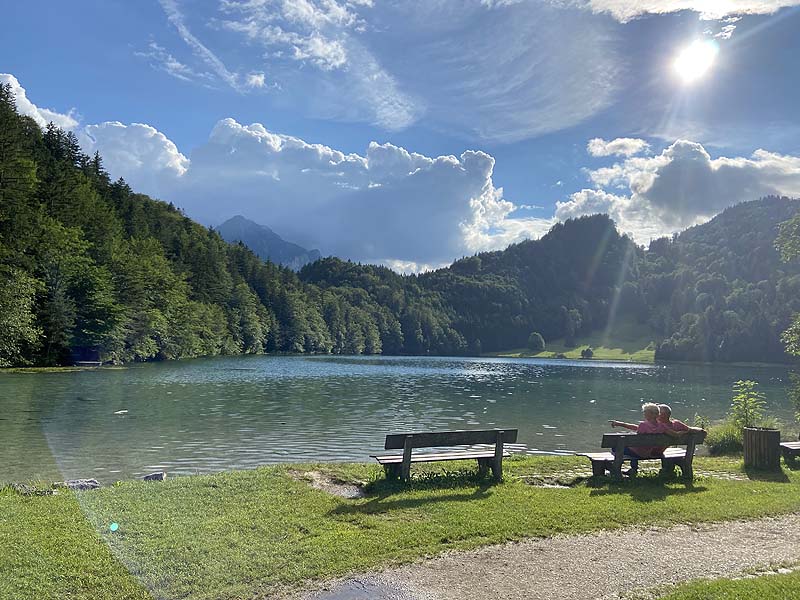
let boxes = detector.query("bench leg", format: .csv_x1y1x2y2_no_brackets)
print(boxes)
675,457,693,480
590,460,607,477
490,457,503,482
383,464,401,480
477,458,490,477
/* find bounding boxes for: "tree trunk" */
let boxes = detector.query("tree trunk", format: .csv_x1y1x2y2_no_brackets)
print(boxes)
743,427,781,470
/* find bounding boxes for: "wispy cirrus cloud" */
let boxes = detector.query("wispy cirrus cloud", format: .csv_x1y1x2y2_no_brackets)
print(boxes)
158,0,258,93
135,40,215,85
582,0,800,22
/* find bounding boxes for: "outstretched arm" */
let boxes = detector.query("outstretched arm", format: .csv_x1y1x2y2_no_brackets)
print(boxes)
609,420,638,431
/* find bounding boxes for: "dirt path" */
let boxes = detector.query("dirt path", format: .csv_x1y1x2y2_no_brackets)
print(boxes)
295,513,800,600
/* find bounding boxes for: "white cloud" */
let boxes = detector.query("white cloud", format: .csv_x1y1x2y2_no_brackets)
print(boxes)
0,73,78,130
587,137,650,157
77,114,550,266
135,41,216,85
245,71,266,88
78,122,190,190
213,1,620,141
367,2,621,143
583,0,800,22
557,139,800,242
159,0,245,92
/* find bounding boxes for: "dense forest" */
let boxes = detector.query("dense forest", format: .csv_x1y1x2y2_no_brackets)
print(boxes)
1,83,799,367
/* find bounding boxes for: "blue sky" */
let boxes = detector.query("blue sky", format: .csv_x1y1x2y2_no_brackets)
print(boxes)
3,0,800,269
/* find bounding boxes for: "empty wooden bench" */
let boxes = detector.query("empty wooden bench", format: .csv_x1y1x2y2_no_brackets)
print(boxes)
370,428,518,482
578,431,707,479
781,441,800,463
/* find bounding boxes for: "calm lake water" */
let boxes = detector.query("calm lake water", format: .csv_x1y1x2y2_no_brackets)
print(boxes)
0,355,794,483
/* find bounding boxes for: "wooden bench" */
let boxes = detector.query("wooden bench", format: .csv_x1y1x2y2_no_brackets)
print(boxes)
781,441,800,463
370,428,518,482
579,431,707,479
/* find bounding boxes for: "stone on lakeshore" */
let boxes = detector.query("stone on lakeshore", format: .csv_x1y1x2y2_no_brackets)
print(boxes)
142,471,167,481
62,479,101,490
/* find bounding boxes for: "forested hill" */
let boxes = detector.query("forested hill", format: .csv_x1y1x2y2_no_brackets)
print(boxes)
1,82,798,366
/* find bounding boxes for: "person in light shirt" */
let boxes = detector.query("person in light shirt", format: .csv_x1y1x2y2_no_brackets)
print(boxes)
657,403,705,434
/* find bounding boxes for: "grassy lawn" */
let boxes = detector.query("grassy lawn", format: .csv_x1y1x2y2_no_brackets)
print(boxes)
658,566,800,599
2,456,800,599
488,317,658,363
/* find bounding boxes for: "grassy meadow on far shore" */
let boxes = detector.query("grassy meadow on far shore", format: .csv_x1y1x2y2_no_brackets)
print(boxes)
488,317,658,363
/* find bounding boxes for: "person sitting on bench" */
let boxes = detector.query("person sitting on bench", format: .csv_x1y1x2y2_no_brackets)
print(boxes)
657,403,705,434
609,402,680,475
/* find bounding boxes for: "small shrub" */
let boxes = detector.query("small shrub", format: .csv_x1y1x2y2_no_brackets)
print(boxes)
526,332,545,353
790,372,800,424
706,419,743,455
730,379,766,429
693,413,710,430
580,347,594,359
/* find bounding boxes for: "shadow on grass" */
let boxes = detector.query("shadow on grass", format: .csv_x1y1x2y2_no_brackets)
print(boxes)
782,458,800,471
330,469,497,516
586,475,707,503
744,467,791,482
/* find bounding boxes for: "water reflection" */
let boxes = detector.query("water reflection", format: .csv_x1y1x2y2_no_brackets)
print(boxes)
0,355,793,482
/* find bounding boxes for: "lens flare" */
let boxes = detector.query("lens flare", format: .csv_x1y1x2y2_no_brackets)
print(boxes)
673,40,719,84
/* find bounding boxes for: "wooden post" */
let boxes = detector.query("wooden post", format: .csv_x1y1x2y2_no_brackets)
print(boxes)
743,428,781,470
401,435,414,482
491,430,505,481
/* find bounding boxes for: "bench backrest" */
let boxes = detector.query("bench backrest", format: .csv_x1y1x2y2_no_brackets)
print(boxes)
601,431,707,449
384,428,518,450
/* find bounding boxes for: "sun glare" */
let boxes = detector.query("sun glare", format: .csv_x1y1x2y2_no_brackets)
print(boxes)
673,40,719,84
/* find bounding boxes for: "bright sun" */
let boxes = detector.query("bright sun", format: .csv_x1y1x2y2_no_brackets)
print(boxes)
673,40,719,84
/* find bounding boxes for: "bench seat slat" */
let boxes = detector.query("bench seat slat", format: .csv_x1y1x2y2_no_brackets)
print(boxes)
371,450,510,464
780,442,800,451
578,447,687,462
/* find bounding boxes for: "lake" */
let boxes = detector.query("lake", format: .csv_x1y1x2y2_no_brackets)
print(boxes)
0,355,794,483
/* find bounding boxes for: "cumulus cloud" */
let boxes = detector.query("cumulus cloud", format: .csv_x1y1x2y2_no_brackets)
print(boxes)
587,137,650,157
557,139,800,241
77,114,550,266
583,0,800,22
78,122,190,191
0,74,78,130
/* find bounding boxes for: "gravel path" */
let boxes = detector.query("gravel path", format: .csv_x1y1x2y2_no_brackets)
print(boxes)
297,513,800,600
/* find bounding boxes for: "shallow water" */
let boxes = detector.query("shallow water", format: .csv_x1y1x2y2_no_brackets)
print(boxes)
0,355,793,482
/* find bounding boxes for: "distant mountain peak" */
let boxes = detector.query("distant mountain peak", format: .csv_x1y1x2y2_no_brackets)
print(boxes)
218,216,320,270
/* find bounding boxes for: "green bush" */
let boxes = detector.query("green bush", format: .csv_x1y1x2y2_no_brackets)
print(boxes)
706,419,743,455
526,331,545,352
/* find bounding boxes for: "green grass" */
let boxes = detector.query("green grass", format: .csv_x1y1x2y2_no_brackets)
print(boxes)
657,566,800,599
488,316,658,363
3,456,800,599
